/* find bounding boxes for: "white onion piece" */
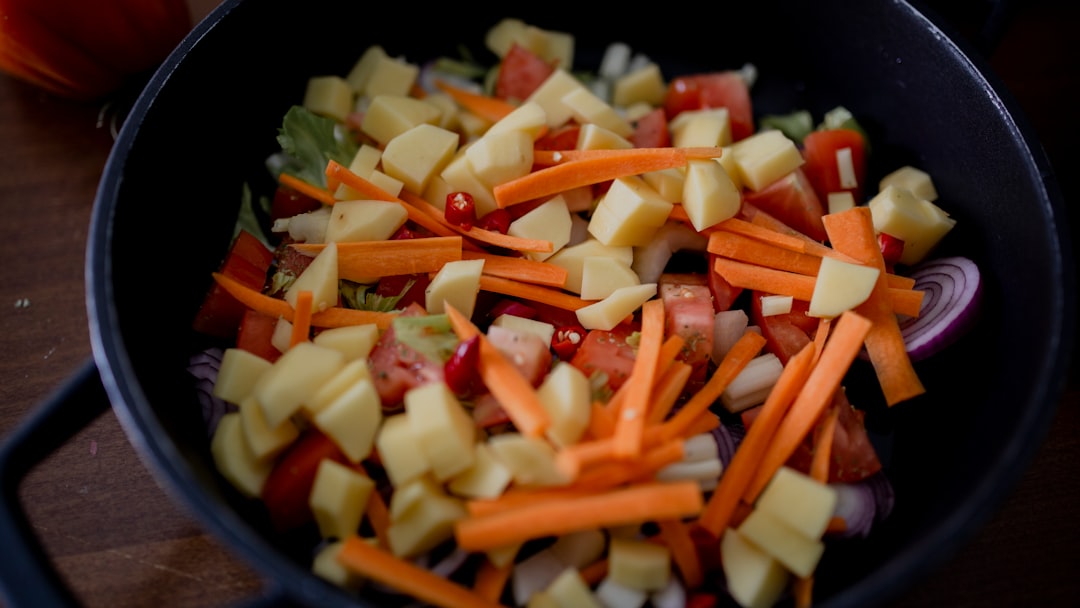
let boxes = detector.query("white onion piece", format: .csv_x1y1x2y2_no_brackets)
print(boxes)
829,472,895,539
898,256,982,361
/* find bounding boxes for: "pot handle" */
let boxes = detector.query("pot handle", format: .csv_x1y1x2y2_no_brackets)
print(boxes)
0,359,110,606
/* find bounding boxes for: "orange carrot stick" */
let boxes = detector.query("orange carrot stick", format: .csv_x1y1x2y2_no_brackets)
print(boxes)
336,536,502,608
462,250,568,288
657,518,704,590
744,310,873,502
278,172,336,205
445,303,550,437
453,481,704,551
359,463,392,549
613,298,665,458
823,207,926,406
493,147,723,208
211,272,397,329
714,217,812,253
659,330,766,442
434,79,517,124
707,230,822,276
477,275,590,311
695,342,816,538
472,557,514,603
531,146,724,167
289,290,313,347
810,405,841,483
644,361,693,425
291,236,463,281
580,558,609,586
587,400,617,440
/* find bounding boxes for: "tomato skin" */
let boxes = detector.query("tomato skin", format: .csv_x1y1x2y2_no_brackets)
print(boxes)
742,167,828,242
802,128,868,204
569,325,639,392
494,43,555,102
261,429,349,533
663,72,754,141
534,124,582,151
235,309,281,363
659,274,715,386
749,290,819,363
630,107,671,148
192,230,273,339
707,253,744,312
368,303,445,410
271,185,323,223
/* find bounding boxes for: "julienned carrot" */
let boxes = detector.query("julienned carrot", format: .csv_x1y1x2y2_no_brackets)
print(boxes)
434,79,517,124
291,236,463,281
289,290,313,347
744,310,874,502
465,486,601,519
813,316,832,365
472,557,514,603
714,217,811,253
493,147,723,209
695,342,816,538
613,298,665,458
453,480,704,551
810,405,841,483
336,536,502,608
397,188,556,254
462,249,568,288
278,172,336,205
580,558,609,586
573,437,685,489
659,330,766,442
823,207,926,406
644,361,693,426
445,303,550,437
793,575,815,608
531,146,725,167
211,272,397,330
359,463,392,549
707,230,822,276
587,400,617,439
478,275,589,311
712,257,924,318
657,518,704,590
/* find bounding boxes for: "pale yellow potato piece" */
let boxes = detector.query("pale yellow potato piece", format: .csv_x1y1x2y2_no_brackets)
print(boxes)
537,361,591,448
546,238,634,295
671,107,732,148
575,123,633,151
487,432,570,487
720,528,790,608
491,314,556,345
729,129,805,191
386,476,467,558
526,69,586,128
361,95,441,147
867,184,956,265
485,101,548,140
827,191,857,214
311,539,366,590
575,283,657,331
238,395,299,462
313,376,382,463
286,240,338,311
303,75,353,122
405,382,476,481
210,412,272,499
212,348,272,405
253,341,346,428
312,324,380,362
587,176,673,247
375,412,430,486
681,158,741,232
309,459,375,540
447,442,514,499
545,568,602,608
607,537,671,591
466,128,535,189
381,123,460,194
561,87,633,138
737,507,825,578
579,256,640,301
879,164,938,201
642,167,685,203
324,199,408,243
304,358,372,416
612,62,666,108
508,195,572,262
808,256,880,318
755,466,839,539
425,258,484,318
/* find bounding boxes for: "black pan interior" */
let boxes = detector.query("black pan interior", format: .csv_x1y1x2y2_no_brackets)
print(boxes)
88,1,1074,606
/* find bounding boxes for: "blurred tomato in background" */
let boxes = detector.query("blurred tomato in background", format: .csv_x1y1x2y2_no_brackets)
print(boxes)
0,0,218,101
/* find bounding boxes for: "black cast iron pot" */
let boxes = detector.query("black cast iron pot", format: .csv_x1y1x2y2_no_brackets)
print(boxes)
1,0,1074,606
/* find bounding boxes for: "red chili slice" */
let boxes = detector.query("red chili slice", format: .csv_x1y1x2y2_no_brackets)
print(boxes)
444,335,481,396
878,232,905,270
445,191,477,230
551,324,586,360
476,208,512,234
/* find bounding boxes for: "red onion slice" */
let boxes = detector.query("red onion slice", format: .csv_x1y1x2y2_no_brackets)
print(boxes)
898,256,982,361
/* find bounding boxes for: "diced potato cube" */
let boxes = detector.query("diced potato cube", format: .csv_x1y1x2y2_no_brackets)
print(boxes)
375,413,429,486
758,294,794,316
575,123,634,151
485,101,548,140
210,412,272,499
484,18,574,67
359,52,418,99
447,441,514,499
425,258,485,318
386,476,467,558
715,147,743,190
361,95,442,147
313,324,380,362
546,238,634,294
303,76,353,122
561,87,633,138
808,256,880,318
879,165,938,201
755,466,839,539
212,348,272,405
422,174,456,211
546,568,603,608
720,528,790,608
737,507,825,578
440,153,498,218
271,317,293,354
867,184,956,265
485,18,528,57
309,459,375,540
254,342,346,428
466,129,535,189
313,376,382,463
324,200,408,243
730,129,805,191
827,191,857,214
487,432,570,487
537,361,591,448
587,176,673,247
286,241,338,311
348,143,383,175
526,69,587,128
575,283,657,331
345,45,386,93
312,539,366,590
579,256,640,300
681,158,741,232
492,314,556,346
595,577,647,608
612,62,666,108
304,358,372,416
508,195,572,262
405,382,476,481
671,108,732,148
607,537,671,591
238,395,299,462
381,123,460,195
642,167,685,203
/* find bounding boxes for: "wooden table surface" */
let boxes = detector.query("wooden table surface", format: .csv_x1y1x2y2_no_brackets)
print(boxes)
1,2,1077,607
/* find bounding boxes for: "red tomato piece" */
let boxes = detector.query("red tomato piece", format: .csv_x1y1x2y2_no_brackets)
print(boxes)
707,253,744,312
630,107,671,148
374,273,430,310
270,184,323,223
801,128,868,204
368,303,445,410
260,429,349,532
569,325,639,392
749,290,819,363
534,124,582,151
494,43,556,102
235,309,281,363
742,167,828,242
659,274,715,386
192,230,273,339
663,71,754,141
487,324,553,387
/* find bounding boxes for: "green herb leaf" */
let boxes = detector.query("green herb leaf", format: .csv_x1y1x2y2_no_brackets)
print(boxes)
392,314,459,364
275,105,358,188
339,279,414,313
